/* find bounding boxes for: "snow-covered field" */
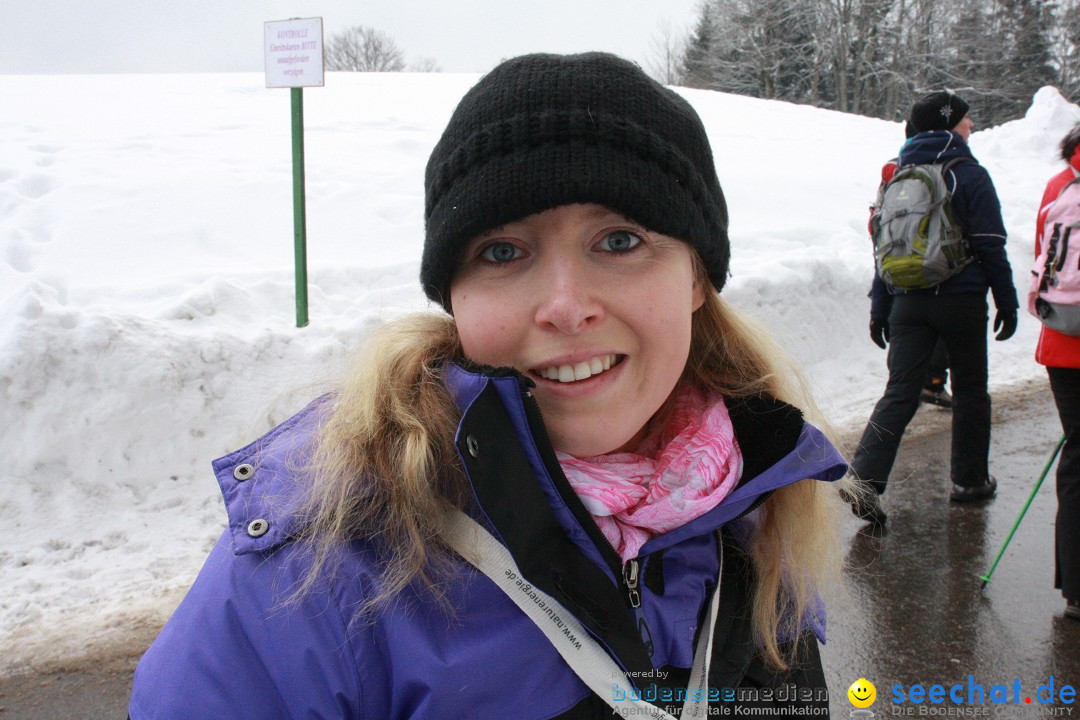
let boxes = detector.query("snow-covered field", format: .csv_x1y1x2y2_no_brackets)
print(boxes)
1,72,1076,676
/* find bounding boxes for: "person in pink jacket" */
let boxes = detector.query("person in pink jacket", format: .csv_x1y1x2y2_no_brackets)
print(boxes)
1034,123,1080,619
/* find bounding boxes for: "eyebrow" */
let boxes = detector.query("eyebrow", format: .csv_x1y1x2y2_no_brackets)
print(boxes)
477,224,508,239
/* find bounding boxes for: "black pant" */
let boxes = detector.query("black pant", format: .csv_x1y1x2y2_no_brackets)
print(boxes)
926,339,949,389
1049,367,1080,601
852,294,991,492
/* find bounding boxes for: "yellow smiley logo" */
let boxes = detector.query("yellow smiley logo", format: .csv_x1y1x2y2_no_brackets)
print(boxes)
847,678,877,708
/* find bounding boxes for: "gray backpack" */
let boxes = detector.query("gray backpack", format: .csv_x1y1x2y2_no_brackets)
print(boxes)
871,157,972,289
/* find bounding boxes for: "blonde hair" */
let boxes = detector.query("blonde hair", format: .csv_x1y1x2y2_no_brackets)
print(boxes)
292,313,467,608
684,258,842,669
294,260,841,670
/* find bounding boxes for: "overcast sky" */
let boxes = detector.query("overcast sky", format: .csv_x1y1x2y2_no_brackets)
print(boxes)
3,0,700,75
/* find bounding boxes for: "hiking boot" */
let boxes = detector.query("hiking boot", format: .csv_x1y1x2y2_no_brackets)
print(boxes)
841,489,887,528
1066,599,1080,620
949,476,997,503
920,387,953,408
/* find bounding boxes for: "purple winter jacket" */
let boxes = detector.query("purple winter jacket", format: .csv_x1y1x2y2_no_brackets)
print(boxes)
129,363,846,719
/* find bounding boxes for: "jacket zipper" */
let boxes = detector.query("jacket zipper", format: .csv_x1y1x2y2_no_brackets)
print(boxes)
519,386,642,607
623,559,641,608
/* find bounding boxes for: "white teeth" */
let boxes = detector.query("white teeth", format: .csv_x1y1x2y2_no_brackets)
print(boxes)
537,355,618,383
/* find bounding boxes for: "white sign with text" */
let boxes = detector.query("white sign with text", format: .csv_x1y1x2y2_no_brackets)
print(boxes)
264,17,324,88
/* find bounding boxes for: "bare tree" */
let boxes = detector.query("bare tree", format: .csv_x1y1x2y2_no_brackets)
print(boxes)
409,57,442,73
646,20,687,84
325,26,406,72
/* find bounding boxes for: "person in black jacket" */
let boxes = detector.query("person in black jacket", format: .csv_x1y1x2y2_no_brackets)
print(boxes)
870,122,954,410
849,90,1019,527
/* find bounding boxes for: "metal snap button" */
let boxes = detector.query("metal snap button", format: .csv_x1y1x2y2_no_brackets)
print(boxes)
247,519,269,538
233,463,255,481
466,434,479,458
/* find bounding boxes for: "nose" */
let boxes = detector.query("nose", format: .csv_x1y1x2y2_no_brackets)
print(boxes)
532,257,604,334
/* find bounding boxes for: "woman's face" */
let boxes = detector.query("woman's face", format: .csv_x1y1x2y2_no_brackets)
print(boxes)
450,203,705,458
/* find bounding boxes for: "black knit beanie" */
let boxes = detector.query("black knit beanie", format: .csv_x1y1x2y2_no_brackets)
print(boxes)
421,52,729,309
909,90,970,132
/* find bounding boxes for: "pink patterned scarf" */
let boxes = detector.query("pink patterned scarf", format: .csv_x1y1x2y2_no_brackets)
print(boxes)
557,384,743,562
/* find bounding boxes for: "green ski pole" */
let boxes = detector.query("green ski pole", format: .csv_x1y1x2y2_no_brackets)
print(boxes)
979,434,1066,589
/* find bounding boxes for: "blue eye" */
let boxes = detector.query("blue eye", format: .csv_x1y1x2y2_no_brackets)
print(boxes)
599,230,641,253
480,242,524,263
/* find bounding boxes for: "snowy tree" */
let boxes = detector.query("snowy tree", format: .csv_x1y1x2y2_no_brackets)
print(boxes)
949,0,1058,125
681,0,822,101
681,1,722,88
728,0,820,102
1004,0,1060,99
869,0,942,121
675,0,1079,124
1052,0,1080,101
943,0,1003,121
816,0,899,115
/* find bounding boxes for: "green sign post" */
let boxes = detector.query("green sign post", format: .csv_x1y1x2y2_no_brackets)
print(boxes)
290,87,308,327
264,17,325,328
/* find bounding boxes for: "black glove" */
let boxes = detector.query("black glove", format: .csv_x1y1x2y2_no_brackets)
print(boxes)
870,318,890,349
994,309,1017,341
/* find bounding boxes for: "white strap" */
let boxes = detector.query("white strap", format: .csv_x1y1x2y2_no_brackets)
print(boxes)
441,510,722,719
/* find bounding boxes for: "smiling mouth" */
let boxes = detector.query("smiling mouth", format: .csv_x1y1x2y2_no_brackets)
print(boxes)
532,354,622,383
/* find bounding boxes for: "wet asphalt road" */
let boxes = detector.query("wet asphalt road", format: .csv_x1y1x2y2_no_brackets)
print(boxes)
823,377,1079,717
0,378,1073,719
